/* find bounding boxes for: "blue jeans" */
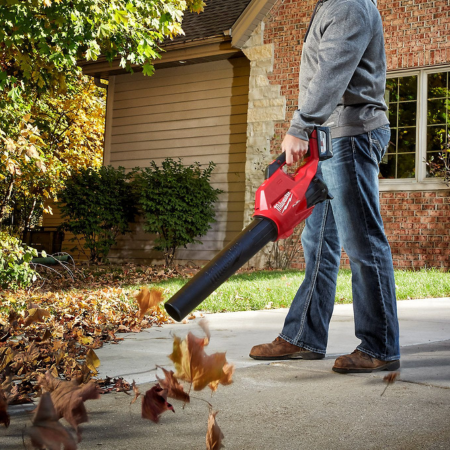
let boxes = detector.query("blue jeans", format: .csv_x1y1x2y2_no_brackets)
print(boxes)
280,126,400,361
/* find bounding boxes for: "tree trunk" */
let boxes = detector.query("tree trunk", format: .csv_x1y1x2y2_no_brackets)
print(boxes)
0,176,14,223
22,198,37,240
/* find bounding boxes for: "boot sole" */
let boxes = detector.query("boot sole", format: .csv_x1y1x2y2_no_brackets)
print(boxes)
332,359,400,374
249,352,325,361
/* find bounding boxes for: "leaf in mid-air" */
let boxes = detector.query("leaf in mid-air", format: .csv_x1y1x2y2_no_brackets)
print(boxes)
133,287,163,319
206,410,224,450
381,372,400,396
156,367,190,403
142,384,175,423
169,329,234,391
0,389,10,428
38,371,100,437
130,380,141,405
85,349,100,375
27,392,77,450
24,308,50,327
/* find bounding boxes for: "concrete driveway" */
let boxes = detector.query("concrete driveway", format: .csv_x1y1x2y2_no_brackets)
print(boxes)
3,298,450,449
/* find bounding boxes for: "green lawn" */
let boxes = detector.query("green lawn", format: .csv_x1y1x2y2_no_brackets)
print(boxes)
126,269,450,314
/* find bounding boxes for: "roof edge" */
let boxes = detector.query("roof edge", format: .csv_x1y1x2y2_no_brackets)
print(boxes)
231,0,278,48
79,37,239,78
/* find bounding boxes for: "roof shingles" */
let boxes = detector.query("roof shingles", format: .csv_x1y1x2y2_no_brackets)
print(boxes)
167,0,253,44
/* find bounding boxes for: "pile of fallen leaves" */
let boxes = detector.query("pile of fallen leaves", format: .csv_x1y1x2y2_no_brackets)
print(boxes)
0,263,202,403
36,262,197,292
0,283,168,405
1,319,233,449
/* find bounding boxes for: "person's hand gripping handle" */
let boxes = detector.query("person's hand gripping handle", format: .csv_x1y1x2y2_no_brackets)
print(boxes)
281,134,309,165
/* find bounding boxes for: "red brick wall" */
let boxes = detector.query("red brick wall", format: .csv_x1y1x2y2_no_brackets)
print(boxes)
381,191,450,269
263,0,450,269
380,0,450,69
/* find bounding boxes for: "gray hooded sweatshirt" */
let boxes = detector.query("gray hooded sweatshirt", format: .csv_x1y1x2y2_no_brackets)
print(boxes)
287,0,389,140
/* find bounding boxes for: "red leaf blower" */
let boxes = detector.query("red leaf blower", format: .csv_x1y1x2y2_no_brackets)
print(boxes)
164,127,333,321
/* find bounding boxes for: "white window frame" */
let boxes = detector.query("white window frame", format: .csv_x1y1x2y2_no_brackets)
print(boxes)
380,64,450,192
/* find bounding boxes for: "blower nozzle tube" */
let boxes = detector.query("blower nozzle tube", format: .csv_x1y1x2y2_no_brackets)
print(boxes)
164,217,278,321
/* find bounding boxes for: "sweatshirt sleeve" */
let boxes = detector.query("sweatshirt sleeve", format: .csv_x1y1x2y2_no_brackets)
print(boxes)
287,2,372,140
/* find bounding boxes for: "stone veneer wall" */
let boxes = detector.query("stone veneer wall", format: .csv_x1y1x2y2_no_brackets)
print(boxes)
242,23,286,267
241,0,450,269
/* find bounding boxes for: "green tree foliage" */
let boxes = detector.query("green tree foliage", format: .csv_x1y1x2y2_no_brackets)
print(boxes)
0,230,38,289
59,166,138,262
0,0,206,99
134,158,222,267
1,0,207,235
0,75,105,231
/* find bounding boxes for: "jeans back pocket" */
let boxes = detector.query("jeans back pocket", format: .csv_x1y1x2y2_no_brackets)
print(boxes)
370,126,391,164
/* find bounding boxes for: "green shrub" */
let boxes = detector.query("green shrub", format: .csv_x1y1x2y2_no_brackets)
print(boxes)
134,158,222,267
59,166,138,262
0,231,38,290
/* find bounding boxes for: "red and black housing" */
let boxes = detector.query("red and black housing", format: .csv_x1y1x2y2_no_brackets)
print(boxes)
164,127,333,322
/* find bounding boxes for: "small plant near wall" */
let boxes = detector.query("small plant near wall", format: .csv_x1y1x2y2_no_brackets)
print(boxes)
134,158,222,268
59,166,138,263
0,231,38,289
267,224,304,270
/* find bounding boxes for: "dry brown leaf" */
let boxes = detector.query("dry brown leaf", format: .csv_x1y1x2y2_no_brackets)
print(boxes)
0,388,10,428
27,392,77,450
133,287,163,319
27,300,41,310
0,329,11,342
42,329,52,341
169,332,234,391
0,347,16,372
52,340,65,352
156,367,190,403
85,349,100,375
12,342,40,370
1,376,13,395
2,377,20,405
381,372,400,396
25,342,40,362
383,372,400,384
24,308,51,327
206,410,224,450
8,309,19,327
208,363,235,393
111,378,131,393
38,371,100,437
130,380,141,405
141,384,175,423
76,364,92,385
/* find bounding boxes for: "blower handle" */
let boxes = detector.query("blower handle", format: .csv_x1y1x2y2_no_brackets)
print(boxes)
265,152,286,179
264,127,332,180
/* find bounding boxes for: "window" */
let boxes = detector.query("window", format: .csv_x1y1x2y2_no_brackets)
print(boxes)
427,72,449,178
383,76,417,179
380,67,449,190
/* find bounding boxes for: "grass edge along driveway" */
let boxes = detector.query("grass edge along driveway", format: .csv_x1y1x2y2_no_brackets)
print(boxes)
127,268,450,314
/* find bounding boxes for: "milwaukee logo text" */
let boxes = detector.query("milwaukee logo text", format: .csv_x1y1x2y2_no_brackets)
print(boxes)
274,192,293,214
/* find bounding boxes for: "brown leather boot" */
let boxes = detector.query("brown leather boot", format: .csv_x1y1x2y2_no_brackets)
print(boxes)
249,337,325,360
332,349,400,374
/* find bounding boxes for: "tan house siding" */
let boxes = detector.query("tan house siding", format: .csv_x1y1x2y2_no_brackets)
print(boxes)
108,57,250,263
